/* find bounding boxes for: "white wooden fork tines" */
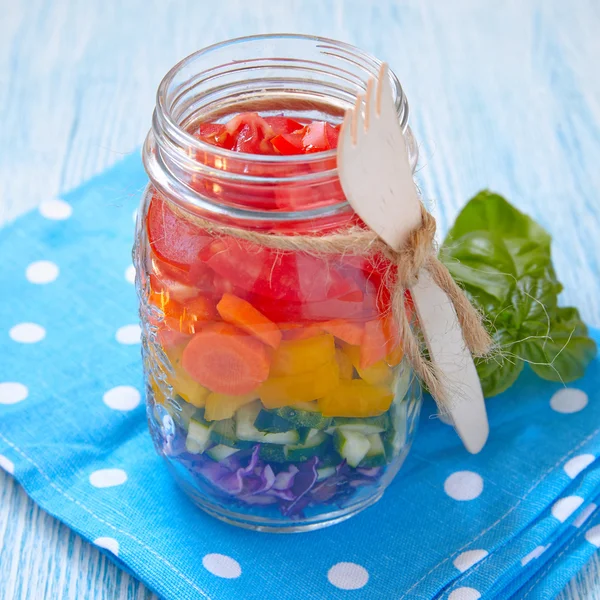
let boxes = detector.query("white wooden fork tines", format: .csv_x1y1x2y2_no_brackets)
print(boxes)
336,63,489,454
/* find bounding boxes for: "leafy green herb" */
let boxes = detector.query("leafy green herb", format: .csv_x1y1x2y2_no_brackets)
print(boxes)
440,190,596,397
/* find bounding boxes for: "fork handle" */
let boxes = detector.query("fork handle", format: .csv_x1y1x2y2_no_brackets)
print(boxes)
410,269,489,454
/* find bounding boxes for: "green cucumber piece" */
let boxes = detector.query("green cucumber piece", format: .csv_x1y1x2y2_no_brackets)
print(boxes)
316,466,336,481
254,409,294,433
359,433,387,467
259,443,288,463
236,402,299,444
210,419,255,449
166,396,200,430
383,399,408,459
317,453,344,468
333,414,390,435
261,430,300,445
381,370,413,459
235,401,264,440
270,406,331,430
207,444,240,461
333,429,370,467
395,363,412,401
297,427,312,444
185,418,213,454
285,431,329,462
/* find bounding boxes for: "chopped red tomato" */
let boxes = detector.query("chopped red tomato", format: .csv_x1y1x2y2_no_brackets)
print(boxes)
270,132,306,155
223,113,277,154
263,116,304,135
146,195,212,271
302,122,340,152
201,238,266,294
192,123,234,149
191,112,341,157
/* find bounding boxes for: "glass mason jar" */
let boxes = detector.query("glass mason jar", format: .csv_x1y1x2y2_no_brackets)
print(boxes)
135,34,422,532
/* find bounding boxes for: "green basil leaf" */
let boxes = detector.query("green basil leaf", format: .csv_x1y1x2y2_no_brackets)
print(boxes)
441,232,516,302
445,190,551,248
510,274,560,331
474,329,525,397
520,307,597,382
476,351,524,397
441,190,596,396
442,231,554,306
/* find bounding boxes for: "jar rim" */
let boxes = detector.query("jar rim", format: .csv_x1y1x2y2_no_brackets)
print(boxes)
145,34,418,226
155,33,410,165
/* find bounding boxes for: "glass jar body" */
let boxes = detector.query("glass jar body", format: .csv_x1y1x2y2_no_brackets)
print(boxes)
136,35,422,532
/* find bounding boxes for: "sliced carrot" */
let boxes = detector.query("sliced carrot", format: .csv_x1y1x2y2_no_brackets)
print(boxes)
164,344,210,407
217,293,282,349
165,295,216,335
282,323,324,341
157,326,192,350
360,317,392,369
182,323,271,395
320,318,364,345
386,344,404,367
150,280,216,336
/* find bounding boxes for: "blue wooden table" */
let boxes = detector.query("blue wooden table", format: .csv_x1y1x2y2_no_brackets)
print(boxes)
1,1,599,597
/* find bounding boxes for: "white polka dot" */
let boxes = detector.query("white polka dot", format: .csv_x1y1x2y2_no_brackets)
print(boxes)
115,324,141,345
448,587,481,600
573,503,597,528
94,537,119,556
202,554,241,579
9,322,46,344
39,198,72,220
521,544,550,566
444,471,484,501
327,562,369,590
103,386,141,411
89,468,128,488
125,265,136,284
453,550,488,572
0,455,15,474
551,496,585,522
0,382,28,405
26,260,59,284
564,454,595,479
585,525,600,547
550,388,588,414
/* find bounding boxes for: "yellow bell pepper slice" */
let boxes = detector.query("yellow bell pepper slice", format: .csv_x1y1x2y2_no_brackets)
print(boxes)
270,333,336,376
260,360,340,408
386,344,404,367
204,392,258,421
342,344,393,386
335,348,354,380
318,380,394,417
150,375,167,405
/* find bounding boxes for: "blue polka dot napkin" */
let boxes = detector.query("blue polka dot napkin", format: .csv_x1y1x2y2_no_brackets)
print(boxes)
1,153,599,600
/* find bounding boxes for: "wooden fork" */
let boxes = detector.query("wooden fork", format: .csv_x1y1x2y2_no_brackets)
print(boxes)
337,64,489,454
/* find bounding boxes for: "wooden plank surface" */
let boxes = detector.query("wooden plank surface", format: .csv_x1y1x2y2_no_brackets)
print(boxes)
1,0,599,598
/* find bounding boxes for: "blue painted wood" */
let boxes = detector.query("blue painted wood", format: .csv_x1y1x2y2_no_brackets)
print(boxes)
1,0,599,598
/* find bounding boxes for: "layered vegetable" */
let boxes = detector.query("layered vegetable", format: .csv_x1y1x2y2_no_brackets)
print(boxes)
143,112,419,519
